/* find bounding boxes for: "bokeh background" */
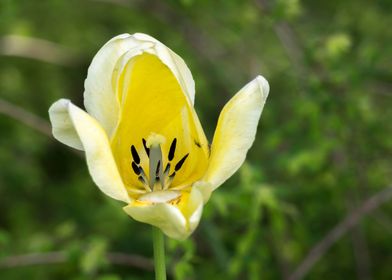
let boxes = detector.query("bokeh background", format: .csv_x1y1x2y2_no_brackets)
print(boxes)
1,0,392,279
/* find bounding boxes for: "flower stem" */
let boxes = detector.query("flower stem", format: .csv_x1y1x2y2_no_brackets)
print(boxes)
152,226,166,280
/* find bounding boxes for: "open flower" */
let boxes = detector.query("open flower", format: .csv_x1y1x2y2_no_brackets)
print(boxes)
49,33,269,240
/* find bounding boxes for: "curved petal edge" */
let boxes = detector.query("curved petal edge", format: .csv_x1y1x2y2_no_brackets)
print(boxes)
84,33,196,137
123,187,204,240
202,75,269,201
49,99,130,203
49,99,84,150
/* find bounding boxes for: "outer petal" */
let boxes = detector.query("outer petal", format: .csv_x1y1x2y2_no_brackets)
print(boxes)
48,99,130,203
201,76,269,202
123,188,203,240
111,53,209,191
49,99,84,150
84,33,195,137
84,34,148,136
133,33,195,105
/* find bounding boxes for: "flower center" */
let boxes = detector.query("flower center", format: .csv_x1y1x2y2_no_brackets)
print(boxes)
130,133,189,192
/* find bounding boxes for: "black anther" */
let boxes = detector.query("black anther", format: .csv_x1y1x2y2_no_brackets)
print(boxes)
142,138,150,157
175,153,189,171
131,161,141,175
164,163,171,174
131,145,140,164
168,138,177,161
156,160,161,176
138,176,146,185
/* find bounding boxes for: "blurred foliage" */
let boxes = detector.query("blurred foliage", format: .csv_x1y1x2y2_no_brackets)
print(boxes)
1,0,392,279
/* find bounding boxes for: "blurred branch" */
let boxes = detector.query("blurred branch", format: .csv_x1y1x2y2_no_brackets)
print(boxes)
345,193,372,280
0,251,153,271
0,98,83,157
369,82,392,97
0,252,65,267
254,0,307,87
288,186,392,280
0,35,82,66
91,0,131,8
0,98,51,137
106,252,153,270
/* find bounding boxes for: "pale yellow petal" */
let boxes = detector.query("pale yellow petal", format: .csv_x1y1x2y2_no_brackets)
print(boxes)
123,187,203,240
84,34,151,136
133,33,195,105
111,53,209,192
84,33,196,138
49,99,84,150
49,99,130,203
202,76,269,201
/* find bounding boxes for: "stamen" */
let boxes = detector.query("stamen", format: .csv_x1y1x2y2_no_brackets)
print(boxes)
139,167,147,179
146,133,165,148
156,160,161,176
131,135,190,192
164,163,171,175
175,153,189,171
147,134,164,190
142,138,150,157
131,161,141,175
138,176,146,185
130,145,140,164
168,138,177,161
153,178,162,191
164,174,174,189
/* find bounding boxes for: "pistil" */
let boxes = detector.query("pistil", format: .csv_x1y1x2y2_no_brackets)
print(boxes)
130,134,189,192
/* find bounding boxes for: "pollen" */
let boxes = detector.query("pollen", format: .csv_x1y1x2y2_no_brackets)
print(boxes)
146,133,166,148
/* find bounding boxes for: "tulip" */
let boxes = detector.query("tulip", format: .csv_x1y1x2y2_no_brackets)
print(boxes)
49,33,269,240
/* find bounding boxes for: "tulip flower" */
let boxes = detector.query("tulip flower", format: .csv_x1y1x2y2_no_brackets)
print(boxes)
49,33,269,240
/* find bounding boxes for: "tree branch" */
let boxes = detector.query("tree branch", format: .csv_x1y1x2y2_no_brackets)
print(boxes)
0,251,153,271
0,35,82,66
0,98,52,137
288,186,392,280
0,98,83,157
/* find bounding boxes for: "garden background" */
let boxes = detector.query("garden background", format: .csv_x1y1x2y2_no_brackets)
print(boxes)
1,0,391,279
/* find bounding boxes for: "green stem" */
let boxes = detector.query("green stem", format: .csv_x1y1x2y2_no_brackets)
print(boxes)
152,226,166,280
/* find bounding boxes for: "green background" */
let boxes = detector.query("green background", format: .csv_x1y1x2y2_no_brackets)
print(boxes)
1,0,392,279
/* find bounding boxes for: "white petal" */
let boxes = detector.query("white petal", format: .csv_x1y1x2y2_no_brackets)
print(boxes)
84,34,146,136
49,99,130,203
202,76,269,201
123,188,203,240
84,33,195,137
49,99,84,150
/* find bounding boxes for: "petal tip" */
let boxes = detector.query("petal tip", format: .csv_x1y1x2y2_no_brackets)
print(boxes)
48,98,70,112
255,75,270,98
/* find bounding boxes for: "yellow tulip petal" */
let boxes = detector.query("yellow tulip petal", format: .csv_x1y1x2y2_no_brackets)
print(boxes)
49,99,84,150
84,33,196,137
202,76,269,201
133,33,195,105
84,34,147,136
49,99,130,203
123,187,203,240
111,53,209,193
